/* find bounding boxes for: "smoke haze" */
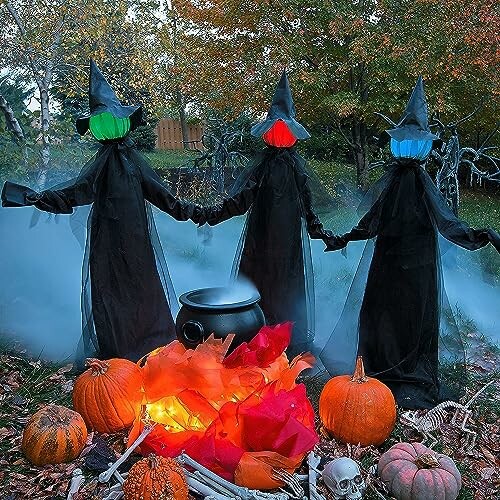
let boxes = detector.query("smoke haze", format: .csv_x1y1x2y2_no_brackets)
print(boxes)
0,205,498,361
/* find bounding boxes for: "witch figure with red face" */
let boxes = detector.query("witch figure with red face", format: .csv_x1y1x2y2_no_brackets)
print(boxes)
204,70,334,354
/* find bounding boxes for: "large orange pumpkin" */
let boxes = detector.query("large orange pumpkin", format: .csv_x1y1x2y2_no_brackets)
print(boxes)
319,356,396,446
22,404,87,466
73,358,143,433
378,442,461,500
123,455,189,500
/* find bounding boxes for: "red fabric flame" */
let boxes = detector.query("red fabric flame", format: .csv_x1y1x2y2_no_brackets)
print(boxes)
129,323,318,488
223,322,292,368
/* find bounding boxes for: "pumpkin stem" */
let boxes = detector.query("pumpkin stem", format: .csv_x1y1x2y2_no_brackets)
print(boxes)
85,358,110,376
415,453,440,469
147,454,160,469
351,356,367,383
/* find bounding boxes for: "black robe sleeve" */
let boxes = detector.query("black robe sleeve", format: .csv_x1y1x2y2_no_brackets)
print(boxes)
299,173,337,242
418,169,500,253
323,198,382,251
140,164,206,224
2,174,96,214
202,180,259,226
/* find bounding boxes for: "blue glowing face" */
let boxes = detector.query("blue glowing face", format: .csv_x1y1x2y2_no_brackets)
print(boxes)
390,138,433,160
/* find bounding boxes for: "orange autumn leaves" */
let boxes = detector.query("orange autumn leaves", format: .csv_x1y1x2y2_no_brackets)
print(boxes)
130,323,318,489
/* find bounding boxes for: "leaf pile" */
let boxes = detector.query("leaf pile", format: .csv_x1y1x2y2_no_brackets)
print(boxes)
1,330,498,499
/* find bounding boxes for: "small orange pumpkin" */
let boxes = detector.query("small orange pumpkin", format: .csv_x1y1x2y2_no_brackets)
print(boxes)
22,404,87,466
123,455,189,500
319,356,396,446
73,358,143,433
378,442,461,500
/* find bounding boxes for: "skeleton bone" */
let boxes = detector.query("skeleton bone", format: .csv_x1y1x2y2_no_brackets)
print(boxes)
102,489,124,500
184,470,234,499
190,470,236,497
66,468,85,500
179,452,289,500
271,468,305,499
401,380,495,450
101,470,128,500
307,452,326,500
112,469,127,485
99,424,155,483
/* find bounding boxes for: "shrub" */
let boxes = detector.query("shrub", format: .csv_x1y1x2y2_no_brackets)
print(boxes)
130,123,157,151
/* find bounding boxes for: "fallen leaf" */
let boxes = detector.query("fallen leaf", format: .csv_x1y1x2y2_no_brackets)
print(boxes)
480,446,498,465
480,467,495,480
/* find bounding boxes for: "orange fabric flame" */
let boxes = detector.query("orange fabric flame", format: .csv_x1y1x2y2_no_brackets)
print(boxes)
129,323,318,489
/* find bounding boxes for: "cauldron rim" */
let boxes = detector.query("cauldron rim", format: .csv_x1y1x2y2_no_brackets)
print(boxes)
178,286,261,311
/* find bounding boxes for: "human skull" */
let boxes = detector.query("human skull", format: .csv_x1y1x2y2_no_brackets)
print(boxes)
322,457,365,499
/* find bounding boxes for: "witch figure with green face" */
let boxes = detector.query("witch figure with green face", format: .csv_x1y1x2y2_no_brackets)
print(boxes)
320,77,499,409
1,60,205,361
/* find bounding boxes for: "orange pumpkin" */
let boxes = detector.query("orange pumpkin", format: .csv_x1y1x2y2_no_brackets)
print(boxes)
22,404,87,466
73,358,143,433
378,442,461,500
319,356,396,446
123,455,189,500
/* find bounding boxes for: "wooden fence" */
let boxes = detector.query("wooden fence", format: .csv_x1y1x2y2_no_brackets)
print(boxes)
156,119,204,150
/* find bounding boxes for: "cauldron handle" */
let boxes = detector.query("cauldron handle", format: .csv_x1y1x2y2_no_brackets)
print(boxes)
181,320,205,345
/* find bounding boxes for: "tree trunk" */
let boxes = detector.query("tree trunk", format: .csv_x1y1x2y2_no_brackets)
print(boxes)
37,85,51,188
351,120,370,191
176,90,190,149
0,93,25,141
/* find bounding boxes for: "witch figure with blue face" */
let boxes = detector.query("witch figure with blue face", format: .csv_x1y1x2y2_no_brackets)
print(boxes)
203,70,335,355
1,61,205,362
320,77,499,409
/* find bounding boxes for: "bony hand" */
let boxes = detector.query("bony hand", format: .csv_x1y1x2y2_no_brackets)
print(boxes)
324,235,348,252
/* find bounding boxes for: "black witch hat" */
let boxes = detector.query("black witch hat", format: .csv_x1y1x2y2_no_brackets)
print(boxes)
386,76,439,142
76,60,143,136
251,70,310,140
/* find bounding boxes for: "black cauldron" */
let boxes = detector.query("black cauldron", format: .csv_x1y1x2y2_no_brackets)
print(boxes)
176,286,266,350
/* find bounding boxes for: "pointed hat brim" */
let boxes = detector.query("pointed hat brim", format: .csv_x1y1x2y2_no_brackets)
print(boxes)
251,118,310,140
386,125,440,142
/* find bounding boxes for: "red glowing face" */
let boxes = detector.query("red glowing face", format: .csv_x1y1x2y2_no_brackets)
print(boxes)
262,120,297,147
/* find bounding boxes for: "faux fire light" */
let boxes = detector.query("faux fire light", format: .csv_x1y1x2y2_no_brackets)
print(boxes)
128,323,319,490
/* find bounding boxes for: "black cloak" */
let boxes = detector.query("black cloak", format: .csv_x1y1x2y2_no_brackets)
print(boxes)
320,159,500,408
203,146,334,355
2,143,204,362
2,61,205,362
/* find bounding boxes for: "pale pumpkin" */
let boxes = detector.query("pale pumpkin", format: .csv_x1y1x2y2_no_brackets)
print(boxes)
378,442,461,500
123,455,188,500
73,358,143,433
319,356,396,446
22,404,87,466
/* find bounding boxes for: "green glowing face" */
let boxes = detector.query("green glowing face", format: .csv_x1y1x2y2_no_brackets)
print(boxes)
89,112,130,141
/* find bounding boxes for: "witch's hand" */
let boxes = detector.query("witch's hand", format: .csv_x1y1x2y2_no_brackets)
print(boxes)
324,234,348,252
29,190,73,214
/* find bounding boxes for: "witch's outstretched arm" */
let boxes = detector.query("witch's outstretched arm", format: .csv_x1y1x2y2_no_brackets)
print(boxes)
419,170,500,253
202,180,258,226
323,199,382,252
140,165,206,224
2,174,96,214
300,176,340,244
